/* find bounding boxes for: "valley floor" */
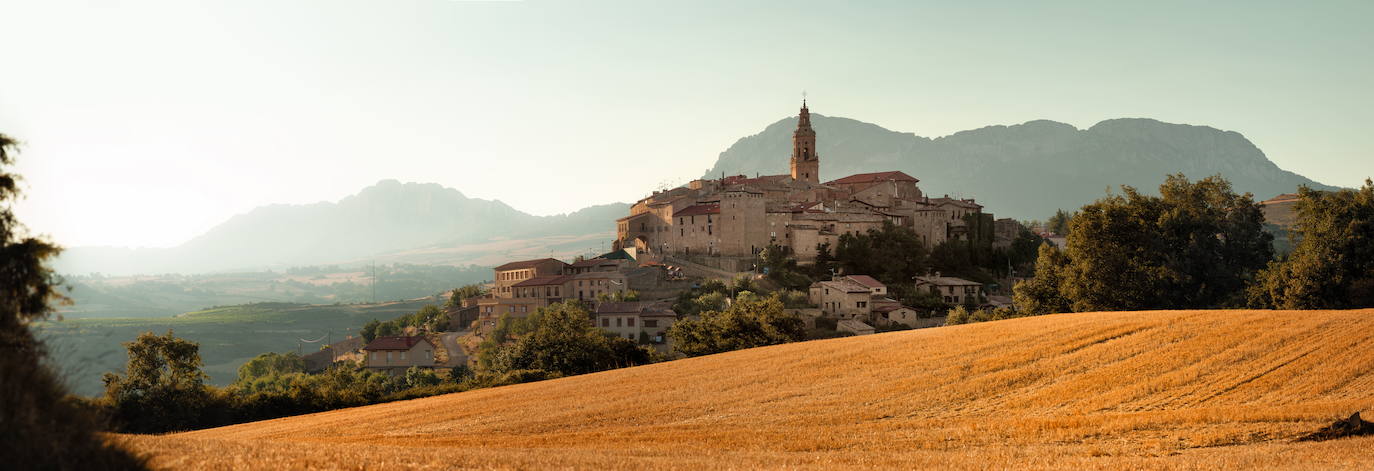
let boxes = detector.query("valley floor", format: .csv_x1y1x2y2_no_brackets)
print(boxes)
122,309,1374,469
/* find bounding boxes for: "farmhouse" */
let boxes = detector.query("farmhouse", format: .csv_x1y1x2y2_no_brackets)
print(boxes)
914,274,985,305
362,335,436,373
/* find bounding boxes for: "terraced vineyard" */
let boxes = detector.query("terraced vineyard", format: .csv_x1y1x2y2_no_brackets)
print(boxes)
123,310,1374,469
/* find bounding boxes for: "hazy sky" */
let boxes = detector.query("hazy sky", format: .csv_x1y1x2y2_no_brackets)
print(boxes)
2,0,1370,248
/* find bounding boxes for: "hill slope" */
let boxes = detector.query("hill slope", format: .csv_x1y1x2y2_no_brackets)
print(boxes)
55,180,628,275
705,115,1337,220
125,309,1374,469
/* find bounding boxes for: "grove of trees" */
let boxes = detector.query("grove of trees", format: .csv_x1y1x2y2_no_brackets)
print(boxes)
1248,180,1374,309
1014,174,1277,314
667,292,808,357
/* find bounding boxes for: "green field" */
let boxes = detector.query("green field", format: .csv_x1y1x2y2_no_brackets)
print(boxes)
38,299,442,397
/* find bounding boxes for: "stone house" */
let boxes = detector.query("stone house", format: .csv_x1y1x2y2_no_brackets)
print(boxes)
837,318,875,336
914,274,985,305
809,279,874,318
362,335,436,372
594,301,678,349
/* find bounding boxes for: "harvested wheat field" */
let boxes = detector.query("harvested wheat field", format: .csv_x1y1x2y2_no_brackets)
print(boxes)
123,309,1374,469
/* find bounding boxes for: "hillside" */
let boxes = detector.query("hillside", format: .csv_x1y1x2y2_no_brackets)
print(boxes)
41,299,442,396
124,309,1374,469
54,180,628,275
705,115,1338,220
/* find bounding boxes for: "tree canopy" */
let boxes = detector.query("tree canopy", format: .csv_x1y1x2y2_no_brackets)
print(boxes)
1248,180,1374,309
1015,174,1273,312
667,292,807,357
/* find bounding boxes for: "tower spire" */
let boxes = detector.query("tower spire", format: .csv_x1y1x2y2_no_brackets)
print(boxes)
790,98,819,185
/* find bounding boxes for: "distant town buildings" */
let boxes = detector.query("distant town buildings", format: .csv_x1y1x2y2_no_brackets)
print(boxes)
614,101,992,271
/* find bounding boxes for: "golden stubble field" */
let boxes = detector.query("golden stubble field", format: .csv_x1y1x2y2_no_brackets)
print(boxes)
122,309,1374,469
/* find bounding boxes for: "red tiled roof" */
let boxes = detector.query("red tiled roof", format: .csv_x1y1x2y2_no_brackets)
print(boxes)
825,171,919,185
362,335,432,351
844,275,885,289
674,203,720,217
495,258,567,271
511,275,573,287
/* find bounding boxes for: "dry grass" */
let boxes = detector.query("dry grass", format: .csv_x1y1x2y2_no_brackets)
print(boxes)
123,309,1374,469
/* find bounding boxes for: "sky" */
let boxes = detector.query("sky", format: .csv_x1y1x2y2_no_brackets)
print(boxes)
1,0,1370,248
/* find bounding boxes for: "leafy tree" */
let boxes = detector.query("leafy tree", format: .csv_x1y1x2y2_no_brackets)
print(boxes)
1248,180,1374,308
102,330,213,433
1012,243,1072,315
0,133,145,467
480,302,650,376
234,352,305,386
360,319,382,342
1047,209,1073,235
1016,174,1272,312
667,292,807,357
446,283,487,308
833,221,929,285
404,366,442,388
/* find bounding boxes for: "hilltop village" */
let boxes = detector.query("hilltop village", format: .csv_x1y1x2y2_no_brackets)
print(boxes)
334,102,1024,372
613,101,990,269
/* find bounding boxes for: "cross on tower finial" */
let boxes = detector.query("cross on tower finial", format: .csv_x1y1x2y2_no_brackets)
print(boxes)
802,90,807,106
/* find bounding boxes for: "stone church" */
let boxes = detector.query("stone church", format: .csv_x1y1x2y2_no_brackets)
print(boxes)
615,101,986,269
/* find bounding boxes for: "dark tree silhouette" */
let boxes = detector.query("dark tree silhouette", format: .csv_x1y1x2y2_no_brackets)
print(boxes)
0,133,145,468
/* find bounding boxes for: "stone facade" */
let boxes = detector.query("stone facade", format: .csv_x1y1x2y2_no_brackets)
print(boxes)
614,102,988,264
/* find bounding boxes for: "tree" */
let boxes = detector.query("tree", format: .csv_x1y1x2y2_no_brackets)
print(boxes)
1047,209,1073,235
479,302,651,377
360,319,382,342
1012,243,1072,315
446,283,487,308
102,330,213,433
1017,174,1273,312
832,221,928,285
234,352,305,387
667,292,807,357
1248,180,1374,309
0,133,145,468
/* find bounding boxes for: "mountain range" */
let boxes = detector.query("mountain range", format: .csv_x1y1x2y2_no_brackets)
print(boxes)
705,115,1335,219
56,116,1334,276
55,180,627,275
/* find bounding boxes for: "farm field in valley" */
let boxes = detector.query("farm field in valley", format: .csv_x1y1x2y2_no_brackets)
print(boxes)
122,309,1374,469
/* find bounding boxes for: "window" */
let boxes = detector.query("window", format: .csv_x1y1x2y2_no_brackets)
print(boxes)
644,320,658,328
426,350,433,361
602,318,609,327
400,351,407,361
628,318,636,327
857,301,867,308
386,351,393,362
371,352,378,362
616,318,622,327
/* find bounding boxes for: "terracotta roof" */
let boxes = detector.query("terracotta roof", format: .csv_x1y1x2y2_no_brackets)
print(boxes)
844,275,885,289
674,203,720,217
512,275,573,287
362,335,432,351
826,171,919,185
494,258,567,271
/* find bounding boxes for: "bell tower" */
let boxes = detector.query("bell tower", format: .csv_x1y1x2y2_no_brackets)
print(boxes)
790,99,819,184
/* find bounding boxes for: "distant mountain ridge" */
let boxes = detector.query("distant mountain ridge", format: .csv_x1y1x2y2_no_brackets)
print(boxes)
704,115,1336,220
56,180,629,275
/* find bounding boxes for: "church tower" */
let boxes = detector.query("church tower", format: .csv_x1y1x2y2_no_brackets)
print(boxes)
790,100,820,184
